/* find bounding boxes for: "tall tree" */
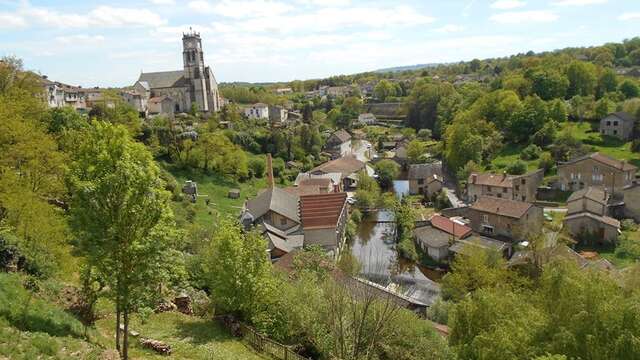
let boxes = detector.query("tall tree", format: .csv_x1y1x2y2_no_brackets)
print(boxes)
68,121,179,359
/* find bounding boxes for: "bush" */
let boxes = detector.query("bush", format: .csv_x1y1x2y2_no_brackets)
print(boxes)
506,160,527,175
248,157,266,178
520,144,542,160
426,298,451,325
417,128,432,140
615,233,640,260
631,139,640,153
621,219,638,232
538,152,555,172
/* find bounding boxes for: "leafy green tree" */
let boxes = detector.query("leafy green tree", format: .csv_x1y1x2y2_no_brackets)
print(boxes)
595,97,615,119
506,160,528,175
596,68,618,98
201,218,273,317
68,121,180,359
566,61,597,97
374,79,396,101
508,95,548,144
528,69,569,100
548,99,568,122
619,79,640,99
406,139,428,164
355,170,381,210
375,159,400,189
405,79,457,133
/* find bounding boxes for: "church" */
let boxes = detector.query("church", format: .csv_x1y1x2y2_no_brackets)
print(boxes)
126,31,221,116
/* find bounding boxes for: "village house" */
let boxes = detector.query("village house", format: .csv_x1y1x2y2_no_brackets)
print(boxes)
600,112,635,141
326,85,353,97
268,105,288,123
358,113,377,125
563,187,620,243
324,129,352,159
148,96,175,117
467,169,544,203
466,196,543,241
299,192,349,258
294,172,342,192
413,214,472,261
556,152,637,192
244,103,269,119
407,162,444,196
310,155,371,190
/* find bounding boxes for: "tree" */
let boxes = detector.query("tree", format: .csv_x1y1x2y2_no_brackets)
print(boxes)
566,61,597,97
508,95,548,144
528,69,569,100
548,99,568,123
374,79,396,101
596,68,618,98
68,122,180,359
375,159,400,189
201,218,273,316
354,170,381,211
595,97,615,119
406,139,428,164
619,79,640,99
404,79,457,133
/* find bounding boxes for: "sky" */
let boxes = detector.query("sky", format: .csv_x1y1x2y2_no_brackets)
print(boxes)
1,0,639,87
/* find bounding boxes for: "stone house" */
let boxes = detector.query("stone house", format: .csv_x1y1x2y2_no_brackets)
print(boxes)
148,96,175,116
310,155,371,190
467,169,544,203
600,112,635,141
299,193,349,258
244,103,269,119
467,196,543,241
557,152,637,192
413,214,472,261
408,162,444,196
268,105,288,123
324,129,352,159
563,187,620,243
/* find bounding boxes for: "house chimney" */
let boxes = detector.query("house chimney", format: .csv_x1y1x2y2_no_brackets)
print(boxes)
266,153,274,188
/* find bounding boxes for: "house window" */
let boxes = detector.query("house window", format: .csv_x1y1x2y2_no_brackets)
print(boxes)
487,186,492,192
607,121,611,126
417,179,424,185
280,218,287,226
515,185,520,191
497,193,502,198
482,225,494,234
614,121,619,126
503,187,508,193
593,166,599,173
482,214,489,223
522,195,526,201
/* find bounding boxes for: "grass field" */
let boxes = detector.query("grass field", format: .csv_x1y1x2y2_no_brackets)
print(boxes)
163,163,268,230
0,272,267,359
490,143,548,173
564,121,640,167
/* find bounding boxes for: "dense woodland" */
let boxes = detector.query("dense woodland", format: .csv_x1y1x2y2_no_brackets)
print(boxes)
1,37,640,359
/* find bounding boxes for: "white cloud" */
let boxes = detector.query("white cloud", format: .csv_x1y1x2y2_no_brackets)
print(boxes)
490,10,558,23
296,0,351,6
435,24,465,33
55,34,106,44
619,12,640,21
551,0,607,6
188,0,293,18
148,0,175,4
490,0,526,10
0,13,27,28
15,4,166,28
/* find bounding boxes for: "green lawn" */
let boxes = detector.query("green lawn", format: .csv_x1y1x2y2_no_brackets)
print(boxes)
95,312,267,360
163,163,268,230
563,121,640,168
490,143,548,173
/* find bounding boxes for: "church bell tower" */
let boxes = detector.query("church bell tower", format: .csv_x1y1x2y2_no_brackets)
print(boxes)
182,29,209,111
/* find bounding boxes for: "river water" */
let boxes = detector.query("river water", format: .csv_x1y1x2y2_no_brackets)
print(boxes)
348,188,442,306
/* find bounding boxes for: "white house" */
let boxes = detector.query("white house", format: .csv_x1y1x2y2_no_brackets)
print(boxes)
244,103,269,119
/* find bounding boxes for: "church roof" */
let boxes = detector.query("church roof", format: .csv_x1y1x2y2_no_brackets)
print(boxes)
138,70,187,89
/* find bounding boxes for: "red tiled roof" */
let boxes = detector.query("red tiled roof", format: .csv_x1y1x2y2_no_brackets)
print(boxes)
300,192,347,230
430,214,472,238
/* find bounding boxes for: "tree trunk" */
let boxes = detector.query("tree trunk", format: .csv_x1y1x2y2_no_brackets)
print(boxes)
123,308,129,360
115,301,121,354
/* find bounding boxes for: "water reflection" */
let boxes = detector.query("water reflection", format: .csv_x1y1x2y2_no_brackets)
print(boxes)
349,210,441,306
392,180,409,199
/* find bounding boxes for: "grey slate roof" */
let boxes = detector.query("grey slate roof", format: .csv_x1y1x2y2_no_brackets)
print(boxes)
567,187,608,204
138,70,187,89
413,225,451,248
408,162,443,179
609,111,635,123
245,187,300,223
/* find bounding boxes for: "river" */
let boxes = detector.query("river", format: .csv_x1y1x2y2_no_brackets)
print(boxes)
348,205,442,307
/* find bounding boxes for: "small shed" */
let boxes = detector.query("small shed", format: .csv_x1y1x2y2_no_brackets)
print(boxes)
228,189,241,199
182,180,198,196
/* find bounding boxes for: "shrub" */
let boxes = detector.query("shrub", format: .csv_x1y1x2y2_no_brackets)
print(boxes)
506,160,527,175
520,144,542,160
631,139,640,153
538,152,555,172
248,157,266,178
621,219,638,232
